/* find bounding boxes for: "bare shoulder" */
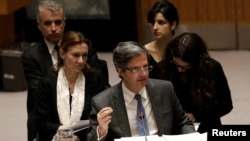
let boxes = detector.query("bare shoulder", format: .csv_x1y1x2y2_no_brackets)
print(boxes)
144,41,154,52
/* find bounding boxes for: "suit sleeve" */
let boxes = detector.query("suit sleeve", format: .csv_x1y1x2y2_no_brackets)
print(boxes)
21,50,46,115
21,51,43,91
87,98,102,141
169,82,196,134
35,75,60,137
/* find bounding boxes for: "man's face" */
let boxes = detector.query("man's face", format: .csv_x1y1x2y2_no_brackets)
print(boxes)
118,54,149,93
37,8,65,44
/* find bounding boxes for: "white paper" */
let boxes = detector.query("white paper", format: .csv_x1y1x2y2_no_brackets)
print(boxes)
115,132,207,141
162,132,206,141
69,120,90,133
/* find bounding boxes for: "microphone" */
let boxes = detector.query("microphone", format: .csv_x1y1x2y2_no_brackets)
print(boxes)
139,112,148,141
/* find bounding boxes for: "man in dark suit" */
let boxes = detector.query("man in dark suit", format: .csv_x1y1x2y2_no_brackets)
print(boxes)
87,41,196,141
21,1,109,141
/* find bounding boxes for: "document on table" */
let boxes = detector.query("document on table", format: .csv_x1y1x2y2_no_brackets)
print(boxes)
162,132,207,141
114,135,162,141
69,120,90,133
115,132,207,141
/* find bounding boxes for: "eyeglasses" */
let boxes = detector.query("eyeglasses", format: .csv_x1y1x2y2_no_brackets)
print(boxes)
125,65,153,73
171,60,192,71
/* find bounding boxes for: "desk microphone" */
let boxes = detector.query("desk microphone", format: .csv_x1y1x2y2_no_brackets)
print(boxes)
139,112,148,141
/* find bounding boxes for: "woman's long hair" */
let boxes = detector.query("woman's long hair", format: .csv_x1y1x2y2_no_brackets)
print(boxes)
161,32,216,110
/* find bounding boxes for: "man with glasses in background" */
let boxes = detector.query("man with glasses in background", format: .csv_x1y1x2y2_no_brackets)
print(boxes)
86,41,195,141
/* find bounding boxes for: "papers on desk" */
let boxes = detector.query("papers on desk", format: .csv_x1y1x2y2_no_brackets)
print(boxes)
115,135,159,141
162,132,207,141
69,120,90,133
115,132,207,141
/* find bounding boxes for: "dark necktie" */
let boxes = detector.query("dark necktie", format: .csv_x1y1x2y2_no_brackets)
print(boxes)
134,94,150,136
54,45,60,61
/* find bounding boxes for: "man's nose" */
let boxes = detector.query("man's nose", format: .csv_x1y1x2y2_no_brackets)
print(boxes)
51,23,57,30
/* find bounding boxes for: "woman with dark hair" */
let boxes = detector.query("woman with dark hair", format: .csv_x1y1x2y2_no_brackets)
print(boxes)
145,0,179,79
161,32,233,133
35,31,109,141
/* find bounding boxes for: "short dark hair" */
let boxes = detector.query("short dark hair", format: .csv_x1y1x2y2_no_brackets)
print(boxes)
113,41,149,70
147,0,179,35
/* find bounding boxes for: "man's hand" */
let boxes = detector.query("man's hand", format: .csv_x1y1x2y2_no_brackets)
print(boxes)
97,107,113,136
186,113,196,122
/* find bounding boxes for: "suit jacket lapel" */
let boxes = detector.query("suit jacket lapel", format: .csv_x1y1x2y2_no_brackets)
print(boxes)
110,83,131,137
111,80,165,137
39,40,53,68
146,79,164,135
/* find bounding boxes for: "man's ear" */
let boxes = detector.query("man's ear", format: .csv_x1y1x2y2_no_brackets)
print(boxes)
116,68,125,78
37,20,41,31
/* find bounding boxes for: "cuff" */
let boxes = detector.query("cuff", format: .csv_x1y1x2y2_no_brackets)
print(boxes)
96,125,108,141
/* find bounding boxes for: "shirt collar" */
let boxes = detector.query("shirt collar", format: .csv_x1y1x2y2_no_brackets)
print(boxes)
44,38,61,55
122,82,147,104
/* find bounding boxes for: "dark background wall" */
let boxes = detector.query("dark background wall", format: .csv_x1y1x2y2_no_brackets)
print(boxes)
14,0,138,52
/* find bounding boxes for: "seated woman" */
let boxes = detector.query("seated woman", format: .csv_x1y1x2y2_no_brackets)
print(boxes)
160,32,233,133
35,31,109,141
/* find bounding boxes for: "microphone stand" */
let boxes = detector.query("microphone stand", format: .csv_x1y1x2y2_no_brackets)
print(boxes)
139,112,148,141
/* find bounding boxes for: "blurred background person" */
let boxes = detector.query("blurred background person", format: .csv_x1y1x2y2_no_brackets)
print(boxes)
161,32,233,133
145,0,179,79
21,1,66,140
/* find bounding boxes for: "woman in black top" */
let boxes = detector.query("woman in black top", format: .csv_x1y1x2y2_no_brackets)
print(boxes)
145,0,179,79
161,32,233,133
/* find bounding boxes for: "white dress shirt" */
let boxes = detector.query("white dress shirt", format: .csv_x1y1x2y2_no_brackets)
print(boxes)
44,38,60,65
122,82,158,136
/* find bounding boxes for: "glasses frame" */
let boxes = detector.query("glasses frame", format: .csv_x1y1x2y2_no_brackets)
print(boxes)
171,60,192,71
125,65,153,73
